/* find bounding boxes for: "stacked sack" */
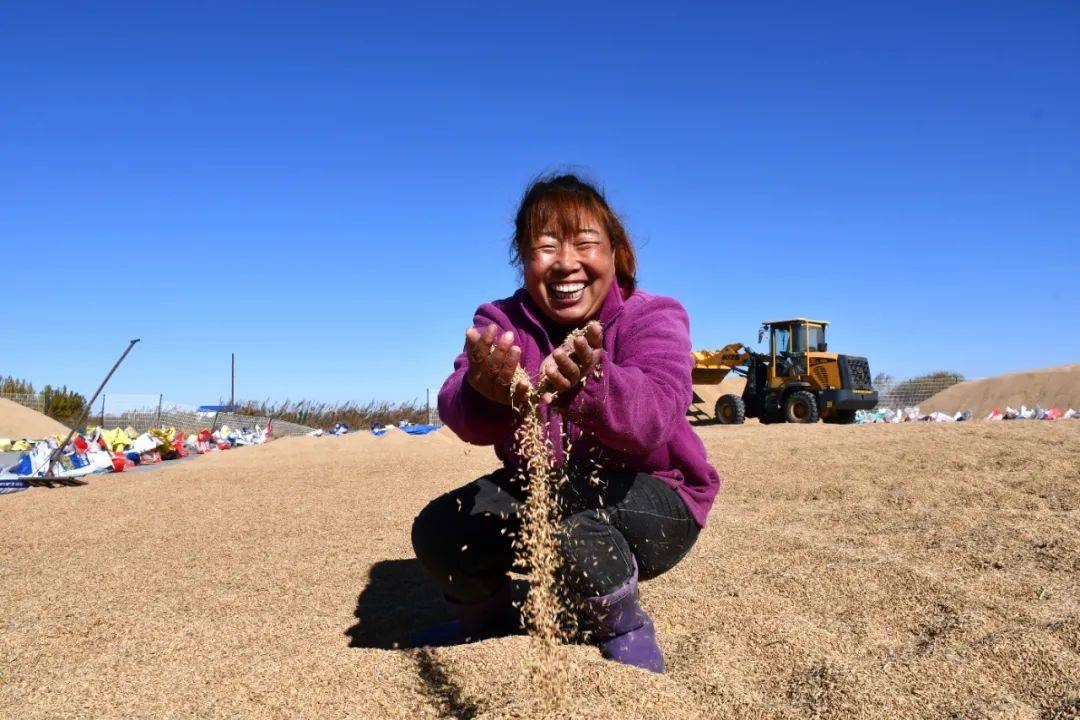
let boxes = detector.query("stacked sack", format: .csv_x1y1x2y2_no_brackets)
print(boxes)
856,405,1079,424
182,424,272,454
984,406,1078,421
855,407,972,424
305,422,350,437
1,422,272,494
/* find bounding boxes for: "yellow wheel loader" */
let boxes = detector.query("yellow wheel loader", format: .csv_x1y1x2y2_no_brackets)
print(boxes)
691,319,877,425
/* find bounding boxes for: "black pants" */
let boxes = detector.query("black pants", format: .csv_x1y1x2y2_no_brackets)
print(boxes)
411,468,700,603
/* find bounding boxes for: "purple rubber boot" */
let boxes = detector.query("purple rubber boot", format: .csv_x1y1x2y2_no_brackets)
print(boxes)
410,582,520,648
578,557,664,673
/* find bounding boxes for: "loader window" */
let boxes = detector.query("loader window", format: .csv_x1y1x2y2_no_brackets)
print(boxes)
773,327,790,355
807,325,826,352
792,326,807,353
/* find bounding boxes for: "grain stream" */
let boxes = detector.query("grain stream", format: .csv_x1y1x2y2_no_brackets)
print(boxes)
509,325,594,712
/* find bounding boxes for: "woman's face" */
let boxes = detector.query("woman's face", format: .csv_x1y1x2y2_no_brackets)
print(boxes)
524,212,615,326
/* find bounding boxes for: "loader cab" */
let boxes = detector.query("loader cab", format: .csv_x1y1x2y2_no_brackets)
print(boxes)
694,316,877,426
760,319,830,384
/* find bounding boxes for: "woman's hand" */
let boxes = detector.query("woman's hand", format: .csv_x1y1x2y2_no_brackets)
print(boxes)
465,324,529,406
538,321,603,405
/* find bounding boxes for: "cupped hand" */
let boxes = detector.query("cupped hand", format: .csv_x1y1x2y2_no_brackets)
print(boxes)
538,321,603,405
465,323,530,405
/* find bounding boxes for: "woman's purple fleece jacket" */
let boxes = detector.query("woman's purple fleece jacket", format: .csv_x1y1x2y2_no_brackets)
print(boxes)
438,281,722,528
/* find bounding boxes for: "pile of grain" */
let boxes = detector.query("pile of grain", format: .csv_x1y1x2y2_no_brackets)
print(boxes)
921,363,1080,416
0,397,69,440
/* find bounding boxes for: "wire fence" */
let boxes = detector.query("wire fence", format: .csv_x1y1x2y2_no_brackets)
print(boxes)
871,375,967,410
98,409,315,437
1,392,316,438
1,393,44,412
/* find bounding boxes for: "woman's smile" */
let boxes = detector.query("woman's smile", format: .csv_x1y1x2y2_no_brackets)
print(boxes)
548,281,587,304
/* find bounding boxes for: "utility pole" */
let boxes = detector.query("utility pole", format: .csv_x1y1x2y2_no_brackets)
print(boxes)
230,353,235,408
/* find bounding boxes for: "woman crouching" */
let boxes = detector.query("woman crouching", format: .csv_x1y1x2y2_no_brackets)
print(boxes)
411,173,721,673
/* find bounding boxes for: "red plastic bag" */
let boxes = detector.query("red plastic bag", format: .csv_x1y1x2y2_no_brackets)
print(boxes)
109,453,132,473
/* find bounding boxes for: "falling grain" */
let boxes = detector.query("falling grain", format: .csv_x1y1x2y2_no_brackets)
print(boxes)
508,325,594,710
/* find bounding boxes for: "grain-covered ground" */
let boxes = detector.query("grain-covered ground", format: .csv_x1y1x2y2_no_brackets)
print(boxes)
2,422,1078,719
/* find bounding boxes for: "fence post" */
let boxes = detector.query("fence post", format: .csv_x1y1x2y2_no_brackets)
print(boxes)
100,395,106,427
155,394,163,427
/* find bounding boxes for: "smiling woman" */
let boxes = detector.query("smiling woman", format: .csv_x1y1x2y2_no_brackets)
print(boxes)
409,172,720,674
512,175,637,327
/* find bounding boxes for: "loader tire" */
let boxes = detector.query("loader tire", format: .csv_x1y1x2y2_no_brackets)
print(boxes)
715,394,746,425
823,409,857,425
784,391,819,424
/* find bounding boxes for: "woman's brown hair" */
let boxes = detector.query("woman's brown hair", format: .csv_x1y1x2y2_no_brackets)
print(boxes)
511,173,637,293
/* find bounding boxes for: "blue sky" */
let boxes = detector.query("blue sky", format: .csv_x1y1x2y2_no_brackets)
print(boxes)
3,2,1078,408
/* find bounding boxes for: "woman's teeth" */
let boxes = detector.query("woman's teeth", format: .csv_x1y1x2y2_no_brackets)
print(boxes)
550,282,585,301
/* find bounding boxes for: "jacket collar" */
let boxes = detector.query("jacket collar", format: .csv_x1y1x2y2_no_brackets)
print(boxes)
596,278,629,325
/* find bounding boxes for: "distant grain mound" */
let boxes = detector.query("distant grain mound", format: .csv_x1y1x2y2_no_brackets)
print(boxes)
0,397,69,439
921,364,1080,416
